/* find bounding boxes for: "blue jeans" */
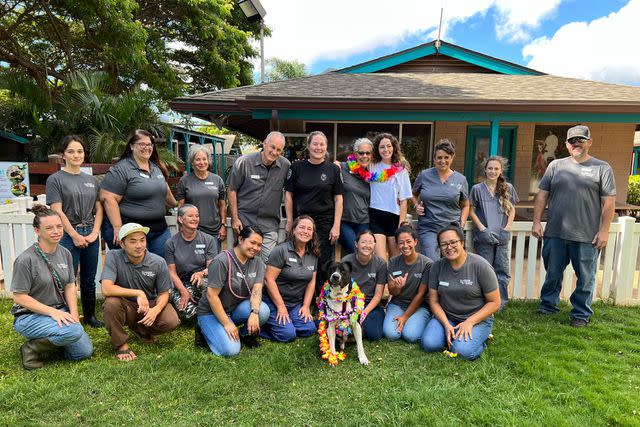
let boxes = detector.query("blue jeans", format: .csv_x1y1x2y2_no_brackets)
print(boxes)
102,219,171,258
339,221,370,255
60,226,100,297
474,238,511,308
197,300,270,357
14,312,93,361
421,316,494,360
383,303,431,343
260,297,317,342
539,237,599,320
418,228,440,260
362,305,385,341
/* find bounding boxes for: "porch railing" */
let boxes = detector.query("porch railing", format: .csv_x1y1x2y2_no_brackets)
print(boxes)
1,207,639,305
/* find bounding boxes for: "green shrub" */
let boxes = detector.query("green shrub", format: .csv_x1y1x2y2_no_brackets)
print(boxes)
628,175,640,205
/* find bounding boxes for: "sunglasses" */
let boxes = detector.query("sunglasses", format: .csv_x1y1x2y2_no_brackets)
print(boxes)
567,137,587,145
356,151,372,156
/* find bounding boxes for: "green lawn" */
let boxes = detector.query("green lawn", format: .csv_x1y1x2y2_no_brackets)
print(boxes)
1,299,639,426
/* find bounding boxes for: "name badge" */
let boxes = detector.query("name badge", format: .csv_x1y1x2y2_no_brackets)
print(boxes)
392,270,402,276
251,174,261,179
139,173,149,178
288,257,298,263
196,244,206,249
236,272,245,278
205,181,214,185
439,281,449,287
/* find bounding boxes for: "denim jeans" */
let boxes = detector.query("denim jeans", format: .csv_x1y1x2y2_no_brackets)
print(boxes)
14,312,93,361
421,316,494,360
60,226,99,297
339,221,370,255
361,305,385,341
418,228,440,260
260,297,317,342
474,237,511,308
198,300,270,357
383,303,431,343
539,237,600,320
102,219,170,258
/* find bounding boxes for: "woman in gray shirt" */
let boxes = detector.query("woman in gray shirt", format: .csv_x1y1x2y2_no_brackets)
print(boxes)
176,145,226,252
46,135,104,327
421,225,500,360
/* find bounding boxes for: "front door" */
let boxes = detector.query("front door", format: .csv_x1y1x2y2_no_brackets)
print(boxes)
464,126,516,185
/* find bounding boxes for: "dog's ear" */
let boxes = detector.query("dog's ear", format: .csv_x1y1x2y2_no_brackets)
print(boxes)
342,260,352,276
322,259,335,274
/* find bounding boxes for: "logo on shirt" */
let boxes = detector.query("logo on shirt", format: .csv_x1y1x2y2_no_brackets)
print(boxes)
439,281,449,287
83,183,95,188
141,271,156,278
236,272,245,278
194,249,205,255
367,273,376,278
320,173,327,181
413,273,421,279
451,183,462,190
306,265,314,271
460,279,474,286
248,272,257,278
139,173,150,179
287,169,292,179
56,263,68,270
156,174,163,179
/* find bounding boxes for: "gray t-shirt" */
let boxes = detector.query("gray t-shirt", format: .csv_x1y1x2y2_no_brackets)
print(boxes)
101,157,168,226
101,249,172,300
164,230,217,283
198,250,265,315
267,241,318,306
46,170,100,227
470,182,519,233
227,152,290,232
340,162,370,223
413,168,469,232
428,253,498,322
10,245,74,315
539,156,616,243
341,253,387,304
176,172,225,235
388,253,432,310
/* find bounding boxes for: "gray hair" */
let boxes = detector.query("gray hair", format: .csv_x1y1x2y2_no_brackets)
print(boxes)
188,145,212,169
177,204,199,229
264,131,285,144
353,137,373,152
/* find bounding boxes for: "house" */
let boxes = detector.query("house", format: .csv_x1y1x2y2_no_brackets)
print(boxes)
170,40,640,203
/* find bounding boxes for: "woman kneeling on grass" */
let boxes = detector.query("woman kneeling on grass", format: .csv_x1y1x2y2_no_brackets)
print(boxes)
383,224,433,343
196,226,270,356
10,205,93,370
421,225,500,360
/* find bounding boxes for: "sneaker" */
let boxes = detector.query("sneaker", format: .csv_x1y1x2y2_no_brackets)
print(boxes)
570,318,589,327
536,308,553,316
241,334,261,349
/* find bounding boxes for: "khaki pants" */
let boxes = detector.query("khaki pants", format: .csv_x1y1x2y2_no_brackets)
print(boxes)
103,297,180,348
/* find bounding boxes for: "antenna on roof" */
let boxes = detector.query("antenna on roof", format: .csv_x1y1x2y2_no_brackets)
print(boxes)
435,7,443,51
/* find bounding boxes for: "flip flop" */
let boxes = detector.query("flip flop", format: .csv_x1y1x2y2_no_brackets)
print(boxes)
115,349,136,362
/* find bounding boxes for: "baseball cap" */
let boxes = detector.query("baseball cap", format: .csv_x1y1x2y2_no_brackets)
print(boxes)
119,223,150,241
566,125,591,141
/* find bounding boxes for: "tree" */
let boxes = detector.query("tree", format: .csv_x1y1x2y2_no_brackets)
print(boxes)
266,58,308,82
0,0,263,101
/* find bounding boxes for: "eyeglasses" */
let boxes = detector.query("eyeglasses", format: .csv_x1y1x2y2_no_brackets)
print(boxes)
135,143,154,149
439,239,461,249
356,151,372,156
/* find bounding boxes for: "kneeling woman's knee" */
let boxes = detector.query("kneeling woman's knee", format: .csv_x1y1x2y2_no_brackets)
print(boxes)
218,343,241,357
258,302,270,325
450,341,485,361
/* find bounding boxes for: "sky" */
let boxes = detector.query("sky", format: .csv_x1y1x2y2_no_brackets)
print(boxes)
256,0,640,85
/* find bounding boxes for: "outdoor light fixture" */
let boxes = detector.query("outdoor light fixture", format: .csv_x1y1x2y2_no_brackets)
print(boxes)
237,0,267,82
238,0,266,22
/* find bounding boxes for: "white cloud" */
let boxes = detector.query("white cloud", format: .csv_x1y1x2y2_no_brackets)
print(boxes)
257,0,562,67
523,0,640,84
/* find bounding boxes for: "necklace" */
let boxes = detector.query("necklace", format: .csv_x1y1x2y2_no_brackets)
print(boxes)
346,155,403,183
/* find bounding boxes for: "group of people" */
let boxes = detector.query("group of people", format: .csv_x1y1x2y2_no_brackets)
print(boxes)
10,124,615,369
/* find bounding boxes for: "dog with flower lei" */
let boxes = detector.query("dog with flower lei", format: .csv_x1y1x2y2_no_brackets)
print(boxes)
316,280,366,366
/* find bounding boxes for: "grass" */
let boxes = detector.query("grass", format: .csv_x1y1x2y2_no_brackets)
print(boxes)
1,299,639,426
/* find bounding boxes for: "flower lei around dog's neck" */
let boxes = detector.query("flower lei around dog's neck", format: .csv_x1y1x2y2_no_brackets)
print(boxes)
346,155,403,183
317,280,365,366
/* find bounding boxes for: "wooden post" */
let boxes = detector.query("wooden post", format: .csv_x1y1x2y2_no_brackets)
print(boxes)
612,216,637,305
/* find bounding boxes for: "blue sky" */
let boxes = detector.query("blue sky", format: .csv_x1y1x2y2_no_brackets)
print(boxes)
259,0,640,85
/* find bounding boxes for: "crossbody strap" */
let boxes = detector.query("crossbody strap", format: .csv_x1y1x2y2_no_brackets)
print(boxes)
33,243,68,308
223,250,252,299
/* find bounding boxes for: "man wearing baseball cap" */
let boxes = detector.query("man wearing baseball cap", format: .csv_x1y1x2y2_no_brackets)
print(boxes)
101,223,180,361
532,125,616,327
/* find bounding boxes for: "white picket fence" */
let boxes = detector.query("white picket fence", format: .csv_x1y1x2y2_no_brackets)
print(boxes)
1,209,639,305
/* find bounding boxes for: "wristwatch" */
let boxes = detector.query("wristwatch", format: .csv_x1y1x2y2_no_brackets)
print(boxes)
250,308,259,315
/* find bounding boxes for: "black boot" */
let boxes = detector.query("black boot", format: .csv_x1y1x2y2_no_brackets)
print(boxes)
20,338,57,370
82,295,104,328
194,323,207,349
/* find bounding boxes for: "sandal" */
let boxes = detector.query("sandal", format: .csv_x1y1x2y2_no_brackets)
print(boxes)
115,348,136,362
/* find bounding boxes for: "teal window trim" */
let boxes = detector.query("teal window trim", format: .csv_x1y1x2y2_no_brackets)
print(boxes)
490,120,500,155
633,146,640,175
252,109,640,123
464,126,517,184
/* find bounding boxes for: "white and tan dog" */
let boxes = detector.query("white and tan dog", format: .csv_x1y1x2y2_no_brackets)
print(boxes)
321,260,369,365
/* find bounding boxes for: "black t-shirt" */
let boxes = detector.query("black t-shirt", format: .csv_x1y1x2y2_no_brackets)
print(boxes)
284,160,343,220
